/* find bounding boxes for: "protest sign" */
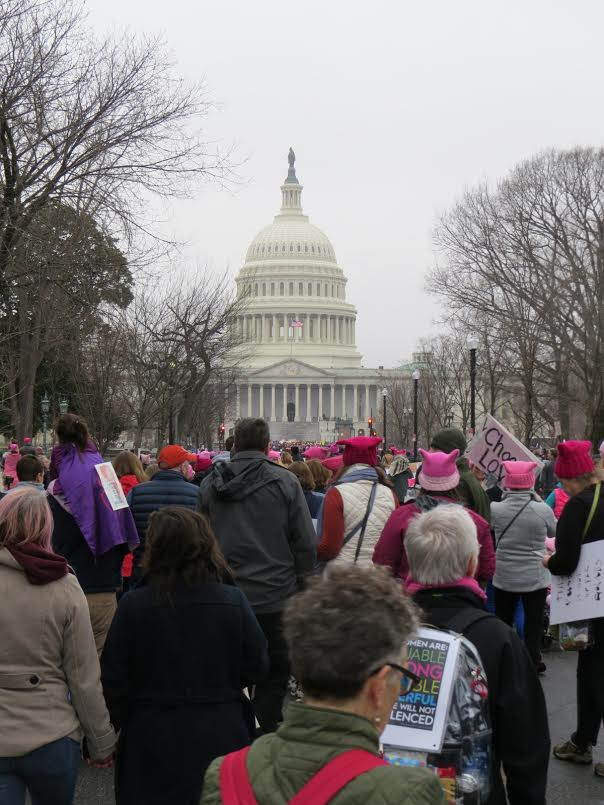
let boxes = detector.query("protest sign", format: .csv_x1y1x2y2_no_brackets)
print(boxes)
550,541,604,625
381,627,460,752
95,462,129,511
466,414,543,487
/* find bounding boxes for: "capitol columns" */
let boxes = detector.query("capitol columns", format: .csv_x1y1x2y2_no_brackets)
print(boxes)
235,384,241,420
353,384,358,422
306,385,312,422
270,385,276,421
259,385,264,418
330,383,335,420
318,384,324,419
295,384,300,422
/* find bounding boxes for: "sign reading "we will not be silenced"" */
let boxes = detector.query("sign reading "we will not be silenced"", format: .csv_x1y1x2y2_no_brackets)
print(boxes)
382,628,460,752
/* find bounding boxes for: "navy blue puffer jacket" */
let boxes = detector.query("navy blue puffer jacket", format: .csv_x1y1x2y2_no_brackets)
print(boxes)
127,471,199,576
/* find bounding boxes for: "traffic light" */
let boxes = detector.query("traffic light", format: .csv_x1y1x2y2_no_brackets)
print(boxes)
368,417,374,436
219,423,225,435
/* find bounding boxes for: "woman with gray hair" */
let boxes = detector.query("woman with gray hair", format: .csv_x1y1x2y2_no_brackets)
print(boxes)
405,506,549,805
201,566,444,805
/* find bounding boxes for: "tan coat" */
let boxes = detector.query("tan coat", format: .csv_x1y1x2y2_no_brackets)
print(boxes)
0,548,116,758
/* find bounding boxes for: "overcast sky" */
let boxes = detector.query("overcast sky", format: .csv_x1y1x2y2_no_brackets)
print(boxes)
88,0,604,368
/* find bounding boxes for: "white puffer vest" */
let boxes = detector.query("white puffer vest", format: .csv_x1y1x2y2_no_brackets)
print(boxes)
332,464,396,566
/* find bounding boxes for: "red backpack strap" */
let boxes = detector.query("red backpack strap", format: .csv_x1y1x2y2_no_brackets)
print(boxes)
289,749,387,805
219,747,259,805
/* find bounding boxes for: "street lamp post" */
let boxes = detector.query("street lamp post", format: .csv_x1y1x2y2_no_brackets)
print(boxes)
59,397,68,415
41,392,50,455
412,370,420,462
468,336,478,436
445,410,453,428
381,388,387,453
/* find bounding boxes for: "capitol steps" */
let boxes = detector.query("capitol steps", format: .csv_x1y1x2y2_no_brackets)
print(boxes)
266,421,322,442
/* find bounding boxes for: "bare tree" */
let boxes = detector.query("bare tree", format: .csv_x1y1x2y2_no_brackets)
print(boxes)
0,0,230,437
67,320,128,453
432,147,604,441
118,272,250,447
378,376,414,449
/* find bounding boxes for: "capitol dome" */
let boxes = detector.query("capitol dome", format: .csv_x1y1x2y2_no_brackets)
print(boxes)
228,151,386,443
235,150,362,370
245,214,337,264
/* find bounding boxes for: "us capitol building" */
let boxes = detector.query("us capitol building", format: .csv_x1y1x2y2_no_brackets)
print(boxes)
228,150,389,442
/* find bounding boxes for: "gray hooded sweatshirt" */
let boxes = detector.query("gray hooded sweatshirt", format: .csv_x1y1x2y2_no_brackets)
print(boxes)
198,450,316,613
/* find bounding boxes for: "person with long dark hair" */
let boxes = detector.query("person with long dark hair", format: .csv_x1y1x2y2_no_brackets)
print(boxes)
101,507,268,805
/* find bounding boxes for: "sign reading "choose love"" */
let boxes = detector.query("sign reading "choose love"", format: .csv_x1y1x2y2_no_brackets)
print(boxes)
466,415,543,487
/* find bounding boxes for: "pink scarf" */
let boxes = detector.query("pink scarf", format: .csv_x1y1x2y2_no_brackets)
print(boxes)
405,576,487,601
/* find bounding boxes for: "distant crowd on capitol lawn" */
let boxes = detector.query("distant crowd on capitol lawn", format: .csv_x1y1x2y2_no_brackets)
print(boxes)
1,413,604,804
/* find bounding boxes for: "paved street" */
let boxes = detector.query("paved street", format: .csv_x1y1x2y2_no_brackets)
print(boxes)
71,650,604,804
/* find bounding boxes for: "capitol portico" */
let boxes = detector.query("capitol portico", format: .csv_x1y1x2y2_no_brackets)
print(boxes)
229,151,387,441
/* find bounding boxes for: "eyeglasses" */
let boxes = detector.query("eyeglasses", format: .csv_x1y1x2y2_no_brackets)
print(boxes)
370,662,422,695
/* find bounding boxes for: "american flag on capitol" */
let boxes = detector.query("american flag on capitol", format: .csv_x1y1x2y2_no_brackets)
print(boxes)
290,320,303,328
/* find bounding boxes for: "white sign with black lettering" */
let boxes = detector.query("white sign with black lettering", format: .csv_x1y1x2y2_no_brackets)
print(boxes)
382,627,460,752
466,414,543,487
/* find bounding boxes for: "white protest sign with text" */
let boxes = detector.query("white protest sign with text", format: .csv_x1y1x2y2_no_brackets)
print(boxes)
95,462,129,511
382,627,460,752
466,414,543,487
550,541,604,625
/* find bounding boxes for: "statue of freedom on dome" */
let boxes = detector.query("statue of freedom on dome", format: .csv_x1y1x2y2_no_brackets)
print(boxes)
288,147,296,168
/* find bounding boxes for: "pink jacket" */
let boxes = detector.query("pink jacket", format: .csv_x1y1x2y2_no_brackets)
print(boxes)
3,451,20,480
373,496,496,584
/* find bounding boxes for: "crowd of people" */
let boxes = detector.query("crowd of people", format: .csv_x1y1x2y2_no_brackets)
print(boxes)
0,414,603,804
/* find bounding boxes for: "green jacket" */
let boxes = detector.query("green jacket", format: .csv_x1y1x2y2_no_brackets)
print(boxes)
457,458,491,523
201,702,445,805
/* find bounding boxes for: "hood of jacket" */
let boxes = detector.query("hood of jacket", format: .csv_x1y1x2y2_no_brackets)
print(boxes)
0,545,69,585
210,450,284,501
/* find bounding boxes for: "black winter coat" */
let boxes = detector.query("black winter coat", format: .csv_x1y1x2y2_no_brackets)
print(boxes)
49,495,126,593
101,579,269,805
127,471,199,576
548,482,604,651
199,451,316,614
412,587,549,805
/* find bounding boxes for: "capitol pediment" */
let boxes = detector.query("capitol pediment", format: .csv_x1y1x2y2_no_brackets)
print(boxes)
248,359,330,379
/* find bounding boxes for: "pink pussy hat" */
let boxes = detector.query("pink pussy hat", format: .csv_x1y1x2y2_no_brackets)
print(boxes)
503,460,538,490
418,448,460,492
304,446,328,459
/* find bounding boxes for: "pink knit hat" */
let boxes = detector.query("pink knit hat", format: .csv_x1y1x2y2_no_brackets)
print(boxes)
555,440,594,479
418,448,460,491
322,455,343,473
502,460,538,490
337,436,383,467
303,446,328,459
267,450,281,461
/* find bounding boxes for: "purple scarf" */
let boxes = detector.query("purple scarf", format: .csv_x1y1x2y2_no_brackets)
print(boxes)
49,442,139,557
